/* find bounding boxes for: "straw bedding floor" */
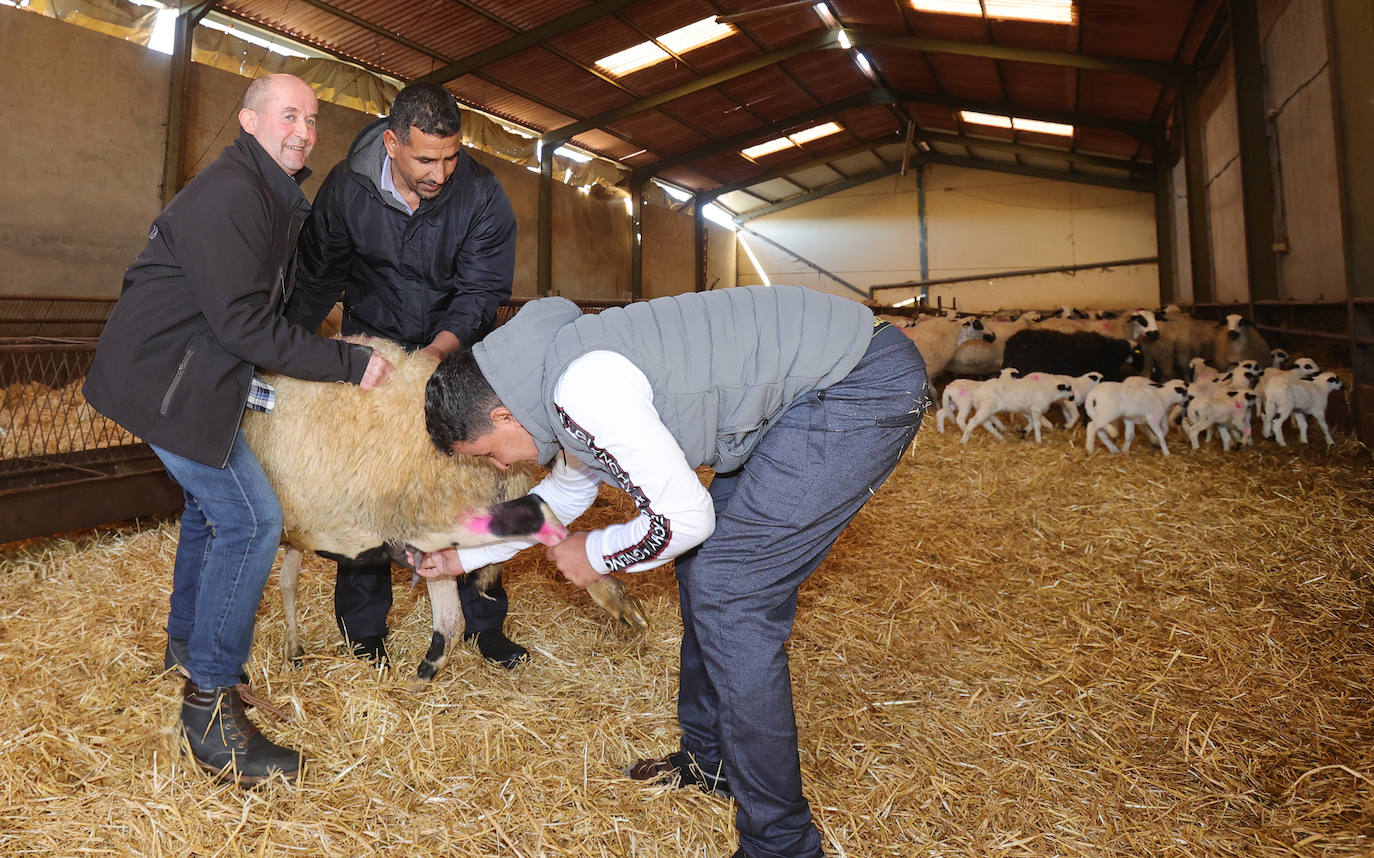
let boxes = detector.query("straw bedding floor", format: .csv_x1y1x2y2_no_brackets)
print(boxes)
2,424,1372,857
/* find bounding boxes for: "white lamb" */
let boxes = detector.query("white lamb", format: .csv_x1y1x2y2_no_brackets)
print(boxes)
935,368,1020,433
960,374,1076,444
1084,380,1189,456
1256,357,1320,439
1186,389,1258,451
1262,372,1345,447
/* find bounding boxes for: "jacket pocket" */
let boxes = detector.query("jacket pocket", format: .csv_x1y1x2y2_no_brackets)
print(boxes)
160,346,195,417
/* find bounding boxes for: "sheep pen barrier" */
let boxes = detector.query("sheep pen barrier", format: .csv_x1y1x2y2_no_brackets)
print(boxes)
2,413,1373,856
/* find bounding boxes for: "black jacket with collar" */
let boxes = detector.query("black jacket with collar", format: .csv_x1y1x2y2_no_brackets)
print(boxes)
84,129,373,468
285,118,517,350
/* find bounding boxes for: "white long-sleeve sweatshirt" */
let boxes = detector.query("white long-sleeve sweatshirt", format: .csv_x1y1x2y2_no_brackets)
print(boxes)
455,350,715,575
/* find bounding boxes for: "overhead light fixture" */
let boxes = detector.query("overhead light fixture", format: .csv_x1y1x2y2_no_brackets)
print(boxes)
595,16,735,76
911,0,1076,25
813,3,838,28
853,51,878,82
960,110,1073,136
836,29,851,49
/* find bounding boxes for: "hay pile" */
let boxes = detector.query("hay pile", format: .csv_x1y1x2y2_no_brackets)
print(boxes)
1,426,1372,856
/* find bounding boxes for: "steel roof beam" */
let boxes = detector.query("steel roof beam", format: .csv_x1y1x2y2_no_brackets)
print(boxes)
635,88,1154,181
918,151,1151,193
918,130,1154,175
734,164,904,223
702,136,903,200
545,28,1186,144
848,32,1187,85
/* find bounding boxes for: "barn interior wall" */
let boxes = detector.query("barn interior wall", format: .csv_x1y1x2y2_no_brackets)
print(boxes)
640,205,737,299
1,8,711,304
1260,0,1346,302
1179,0,1347,307
736,163,1159,313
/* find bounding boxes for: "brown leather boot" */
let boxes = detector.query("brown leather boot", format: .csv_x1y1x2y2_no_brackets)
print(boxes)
180,680,301,786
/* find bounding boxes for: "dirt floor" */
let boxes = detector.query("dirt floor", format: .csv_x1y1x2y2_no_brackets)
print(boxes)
1,423,1372,856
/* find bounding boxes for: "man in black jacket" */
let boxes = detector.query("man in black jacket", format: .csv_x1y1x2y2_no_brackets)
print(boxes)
286,83,525,668
85,73,393,786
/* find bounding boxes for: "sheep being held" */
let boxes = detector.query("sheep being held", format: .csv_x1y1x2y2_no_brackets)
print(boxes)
243,337,648,680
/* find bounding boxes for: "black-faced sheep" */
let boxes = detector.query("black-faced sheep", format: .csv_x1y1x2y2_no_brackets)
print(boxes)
242,337,648,680
1001,328,1143,382
898,316,996,379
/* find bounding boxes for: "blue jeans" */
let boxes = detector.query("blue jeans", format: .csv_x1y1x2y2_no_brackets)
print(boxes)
150,429,283,689
673,324,926,858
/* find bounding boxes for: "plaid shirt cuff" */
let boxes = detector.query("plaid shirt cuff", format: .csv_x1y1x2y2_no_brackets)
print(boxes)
246,374,276,413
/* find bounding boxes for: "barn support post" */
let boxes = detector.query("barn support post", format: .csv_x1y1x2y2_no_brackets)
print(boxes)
537,143,554,295
1326,0,1374,444
916,163,930,289
160,2,213,206
629,175,644,299
693,193,706,292
1153,132,1178,305
1181,78,1214,304
1230,0,1279,304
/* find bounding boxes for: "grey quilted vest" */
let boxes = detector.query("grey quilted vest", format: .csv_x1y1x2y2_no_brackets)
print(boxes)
473,285,874,475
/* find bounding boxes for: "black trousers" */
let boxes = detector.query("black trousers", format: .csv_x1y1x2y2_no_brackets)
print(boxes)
333,553,510,642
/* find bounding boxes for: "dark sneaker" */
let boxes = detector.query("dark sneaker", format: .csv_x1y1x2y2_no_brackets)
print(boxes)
465,629,529,670
180,680,300,786
626,750,732,798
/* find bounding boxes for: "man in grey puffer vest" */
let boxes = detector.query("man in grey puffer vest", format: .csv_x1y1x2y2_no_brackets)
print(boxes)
418,286,928,858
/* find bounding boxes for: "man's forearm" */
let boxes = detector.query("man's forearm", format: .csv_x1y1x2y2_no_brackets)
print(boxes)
419,330,462,361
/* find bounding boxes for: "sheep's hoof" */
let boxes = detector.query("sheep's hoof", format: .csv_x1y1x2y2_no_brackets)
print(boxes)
588,576,650,632
415,631,448,681
285,643,305,669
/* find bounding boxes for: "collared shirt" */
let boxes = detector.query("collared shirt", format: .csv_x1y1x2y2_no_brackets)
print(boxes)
246,375,276,413
378,153,415,213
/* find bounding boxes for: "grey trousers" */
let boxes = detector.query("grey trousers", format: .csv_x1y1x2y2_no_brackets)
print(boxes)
674,324,926,858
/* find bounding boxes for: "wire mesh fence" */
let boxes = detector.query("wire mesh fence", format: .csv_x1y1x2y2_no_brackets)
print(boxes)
0,338,140,472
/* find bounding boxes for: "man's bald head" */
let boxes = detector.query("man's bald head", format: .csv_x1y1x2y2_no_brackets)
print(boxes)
238,74,318,176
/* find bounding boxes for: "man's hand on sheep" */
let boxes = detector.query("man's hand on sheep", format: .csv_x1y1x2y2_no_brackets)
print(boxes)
546,532,602,589
360,350,394,389
411,547,466,579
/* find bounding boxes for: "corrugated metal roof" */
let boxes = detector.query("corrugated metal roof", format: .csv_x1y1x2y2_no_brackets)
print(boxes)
219,0,1218,201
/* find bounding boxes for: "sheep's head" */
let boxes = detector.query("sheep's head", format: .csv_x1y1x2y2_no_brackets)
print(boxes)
1128,310,1160,342
1293,357,1320,379
1270,348,1289,368
460,494,568,547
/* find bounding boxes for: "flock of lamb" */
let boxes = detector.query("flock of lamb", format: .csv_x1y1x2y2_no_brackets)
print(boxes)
882,305,1346,456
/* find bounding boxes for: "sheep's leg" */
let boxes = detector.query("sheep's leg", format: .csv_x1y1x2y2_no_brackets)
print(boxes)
1187,421,1203,450
1028,409,1044,443
935,407,949,433
586,575,649,631
1293,412,1310,445
417,574,465,681
1121,420,1136,452
280,545,305,667
982,414,1005,440
960,410,986,444
1148,418,1171,456
1313,412,1335,446
1218,426,1233,452
1061,401,1079,429
1272,410,1289,446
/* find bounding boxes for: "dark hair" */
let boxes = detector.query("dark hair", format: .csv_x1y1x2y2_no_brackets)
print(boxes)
388,83,463,144
425,349,501,454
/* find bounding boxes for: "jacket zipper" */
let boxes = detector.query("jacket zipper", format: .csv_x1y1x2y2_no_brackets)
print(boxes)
160,347,195,417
